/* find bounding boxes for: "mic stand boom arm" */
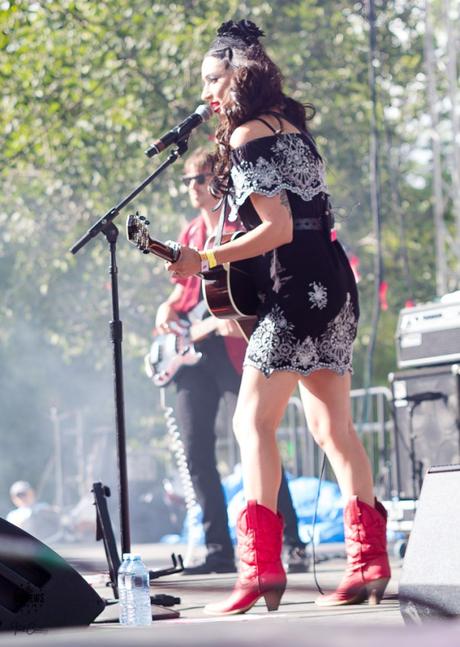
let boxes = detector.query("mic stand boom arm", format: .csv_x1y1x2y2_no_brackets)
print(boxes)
70,139,189,561
71,140,188,254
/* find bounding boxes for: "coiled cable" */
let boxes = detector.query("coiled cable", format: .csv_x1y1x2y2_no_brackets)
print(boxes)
159,388,201,567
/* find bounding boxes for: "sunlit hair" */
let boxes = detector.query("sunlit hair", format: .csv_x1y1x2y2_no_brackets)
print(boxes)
184,146,216,174
205,43,316,198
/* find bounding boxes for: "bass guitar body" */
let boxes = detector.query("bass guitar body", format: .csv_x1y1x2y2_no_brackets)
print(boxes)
145,306,220,388
145,329,202,388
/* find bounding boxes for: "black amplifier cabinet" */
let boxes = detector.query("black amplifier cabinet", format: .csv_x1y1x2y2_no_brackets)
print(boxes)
396,299,460,369
388,364,460,499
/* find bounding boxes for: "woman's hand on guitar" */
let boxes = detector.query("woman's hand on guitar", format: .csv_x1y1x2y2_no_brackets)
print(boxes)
166,246,201,278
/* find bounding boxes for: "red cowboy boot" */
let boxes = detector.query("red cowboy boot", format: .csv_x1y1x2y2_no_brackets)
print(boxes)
316,497,391,607
204,500,286,615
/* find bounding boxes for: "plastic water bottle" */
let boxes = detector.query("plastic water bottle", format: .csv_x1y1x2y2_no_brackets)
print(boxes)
125,554,152,626
117,553,132,625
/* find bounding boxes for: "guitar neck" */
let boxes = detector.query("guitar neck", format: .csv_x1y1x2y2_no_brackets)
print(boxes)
145,239,178,262
126,215,180,262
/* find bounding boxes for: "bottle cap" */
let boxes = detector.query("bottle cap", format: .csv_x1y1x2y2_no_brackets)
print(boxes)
122,553,132,560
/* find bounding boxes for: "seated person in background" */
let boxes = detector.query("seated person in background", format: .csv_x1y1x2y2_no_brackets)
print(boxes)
6,480,59,541
7,480,40,527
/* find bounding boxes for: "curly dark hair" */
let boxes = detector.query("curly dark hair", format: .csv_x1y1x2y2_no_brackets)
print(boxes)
205,38,316,198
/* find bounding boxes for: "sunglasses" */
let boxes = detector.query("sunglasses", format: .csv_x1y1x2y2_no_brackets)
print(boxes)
181,173,212,187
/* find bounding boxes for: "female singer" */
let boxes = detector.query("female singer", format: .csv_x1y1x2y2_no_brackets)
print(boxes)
165,19,390,615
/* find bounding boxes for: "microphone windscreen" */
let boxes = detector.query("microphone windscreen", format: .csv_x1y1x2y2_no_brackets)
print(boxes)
195,104,213,121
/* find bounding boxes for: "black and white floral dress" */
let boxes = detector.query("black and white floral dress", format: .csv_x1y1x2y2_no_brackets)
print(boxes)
229,132,359,378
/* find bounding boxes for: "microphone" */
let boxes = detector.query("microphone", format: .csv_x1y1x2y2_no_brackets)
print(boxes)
404,391,447,404
145,104,213,158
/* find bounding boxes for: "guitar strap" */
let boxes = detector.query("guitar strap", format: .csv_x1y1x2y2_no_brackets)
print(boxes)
213,193,230,247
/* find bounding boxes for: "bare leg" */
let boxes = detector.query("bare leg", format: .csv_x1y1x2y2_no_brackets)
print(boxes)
299,370,374,506
232,367,298,513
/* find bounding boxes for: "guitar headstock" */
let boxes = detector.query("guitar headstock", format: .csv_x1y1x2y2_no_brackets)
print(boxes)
126,213,151,253
126,213,182,262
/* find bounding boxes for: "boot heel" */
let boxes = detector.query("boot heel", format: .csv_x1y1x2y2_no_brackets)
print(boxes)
366,578,389,605
263,587,285,612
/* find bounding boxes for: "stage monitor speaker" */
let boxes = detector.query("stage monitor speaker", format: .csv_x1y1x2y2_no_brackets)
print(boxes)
399,464,460,622
388,364,460,499
0,518,105,632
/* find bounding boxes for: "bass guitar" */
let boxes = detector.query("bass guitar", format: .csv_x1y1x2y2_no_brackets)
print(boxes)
145,315,222,387
126,213,259,341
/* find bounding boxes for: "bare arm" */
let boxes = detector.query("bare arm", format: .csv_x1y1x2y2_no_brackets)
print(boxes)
168,193,292,275
219,119,295,261
212,190,293,264
215,122,294,262
155,284,186,331
168,125,293,276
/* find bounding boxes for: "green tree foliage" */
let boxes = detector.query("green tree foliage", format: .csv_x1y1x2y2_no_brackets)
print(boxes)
0,0,455,510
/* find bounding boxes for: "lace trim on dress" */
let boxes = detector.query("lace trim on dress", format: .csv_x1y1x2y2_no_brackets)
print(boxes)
230,134,328,218
245,294,357,377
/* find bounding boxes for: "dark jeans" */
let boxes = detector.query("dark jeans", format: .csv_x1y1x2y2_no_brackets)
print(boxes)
174,334,304,561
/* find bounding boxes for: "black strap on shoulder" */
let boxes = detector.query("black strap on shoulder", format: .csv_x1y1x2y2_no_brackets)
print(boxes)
265,110,321,159
254,115,282,134
264,110,288,130
266,110,306,135
213,193,229,247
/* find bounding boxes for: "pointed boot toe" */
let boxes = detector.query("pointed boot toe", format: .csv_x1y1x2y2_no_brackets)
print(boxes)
203,501,286,616
316,497,391,608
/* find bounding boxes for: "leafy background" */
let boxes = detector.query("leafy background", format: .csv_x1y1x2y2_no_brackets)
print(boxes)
0,1,457,519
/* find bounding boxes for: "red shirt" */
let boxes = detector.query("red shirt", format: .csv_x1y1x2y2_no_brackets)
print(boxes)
171,216,207,314
171,215,247,374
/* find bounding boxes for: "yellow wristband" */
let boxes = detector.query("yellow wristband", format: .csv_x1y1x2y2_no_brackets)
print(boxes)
206,249,217,269
198,251,210,273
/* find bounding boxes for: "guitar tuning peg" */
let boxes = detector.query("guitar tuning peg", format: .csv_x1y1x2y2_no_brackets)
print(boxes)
139,215,145,221
135,210,139,215
144,220,150,225
142,250,150,254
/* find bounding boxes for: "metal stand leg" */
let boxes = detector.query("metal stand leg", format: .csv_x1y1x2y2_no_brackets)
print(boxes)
92,482,184,599
92,482,121,598
407,403,424,500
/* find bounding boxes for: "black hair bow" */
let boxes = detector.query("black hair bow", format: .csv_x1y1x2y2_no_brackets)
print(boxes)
217,19,265,45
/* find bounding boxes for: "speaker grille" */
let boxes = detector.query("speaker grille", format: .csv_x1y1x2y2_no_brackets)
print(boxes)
389,365,460,499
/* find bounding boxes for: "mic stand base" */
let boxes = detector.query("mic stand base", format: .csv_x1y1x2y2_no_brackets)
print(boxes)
93,482,120,597
92,481,183,608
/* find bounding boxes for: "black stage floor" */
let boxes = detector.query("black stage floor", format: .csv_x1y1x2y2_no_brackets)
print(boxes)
0,542,458,646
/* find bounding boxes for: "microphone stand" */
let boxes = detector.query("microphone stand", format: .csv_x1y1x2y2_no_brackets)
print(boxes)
403,393,446,501
406,400,425,501
70,138,190,587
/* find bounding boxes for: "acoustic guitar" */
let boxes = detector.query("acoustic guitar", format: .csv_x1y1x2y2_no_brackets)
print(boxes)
126,213,259,341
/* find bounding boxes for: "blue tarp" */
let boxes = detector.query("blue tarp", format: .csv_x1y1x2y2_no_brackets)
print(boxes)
162,466,345,545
